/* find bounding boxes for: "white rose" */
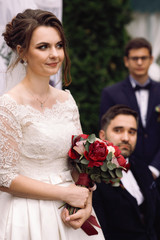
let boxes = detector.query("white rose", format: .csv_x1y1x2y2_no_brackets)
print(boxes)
107,146,115,157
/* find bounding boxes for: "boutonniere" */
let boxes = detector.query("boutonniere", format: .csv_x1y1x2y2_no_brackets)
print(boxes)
155,105,160,121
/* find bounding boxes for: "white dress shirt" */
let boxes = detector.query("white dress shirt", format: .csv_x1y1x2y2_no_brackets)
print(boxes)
121,159,144,205
130,76,150,127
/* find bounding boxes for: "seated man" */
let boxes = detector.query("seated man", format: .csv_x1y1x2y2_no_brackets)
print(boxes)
93,104,160,240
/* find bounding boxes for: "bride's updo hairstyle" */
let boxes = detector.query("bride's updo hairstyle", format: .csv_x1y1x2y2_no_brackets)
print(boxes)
3,8,71,86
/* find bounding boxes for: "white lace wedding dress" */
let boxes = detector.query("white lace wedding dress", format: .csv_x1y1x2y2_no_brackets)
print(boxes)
0,90,104,240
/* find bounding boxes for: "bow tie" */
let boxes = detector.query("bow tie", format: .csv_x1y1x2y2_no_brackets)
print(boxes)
134,83,151,91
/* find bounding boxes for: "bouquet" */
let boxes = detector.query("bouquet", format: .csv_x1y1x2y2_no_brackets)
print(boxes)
69,133,128,190
61,133,129,235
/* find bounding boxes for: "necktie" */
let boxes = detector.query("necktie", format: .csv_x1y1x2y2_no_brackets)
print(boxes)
134,83,151,91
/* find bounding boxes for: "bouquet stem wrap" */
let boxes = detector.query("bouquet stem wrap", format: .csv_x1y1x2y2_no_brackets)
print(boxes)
75,173,92,188
76,173,101,236
81,215,101,236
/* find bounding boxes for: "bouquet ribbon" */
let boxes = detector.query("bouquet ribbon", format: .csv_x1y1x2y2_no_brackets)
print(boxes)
75,173,101,235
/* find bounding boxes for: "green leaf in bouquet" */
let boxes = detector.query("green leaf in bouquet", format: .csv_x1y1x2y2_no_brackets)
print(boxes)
103,178,110,184
108,170,116,178
80,158,90,165
107,162,117,170
101,171,110,179
86,168,91,175
79,155,84,160
89,167,101,178
75,163,83,173
101,161,108,172
73,135,78,142
87,134,96,143
111,182,120,187
74,159,80,163
90,174,101,183
93,167,101,173
115,168,123,178
80,136,86,141
111,178,120,183
84,141,90,152
106,152,113,161
89,167,100,175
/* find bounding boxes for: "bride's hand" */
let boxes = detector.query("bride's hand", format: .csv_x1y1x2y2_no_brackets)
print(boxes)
61,190,92,229
61,202,92,229
62,184,89,209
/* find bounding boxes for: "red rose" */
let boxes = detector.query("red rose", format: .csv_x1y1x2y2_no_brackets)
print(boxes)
114,146,121,157
84,140,108,167
117,155,127,168
103,140,114,147
68,134,89,159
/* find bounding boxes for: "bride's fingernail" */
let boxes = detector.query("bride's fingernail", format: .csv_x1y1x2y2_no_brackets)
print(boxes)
66,216,70,221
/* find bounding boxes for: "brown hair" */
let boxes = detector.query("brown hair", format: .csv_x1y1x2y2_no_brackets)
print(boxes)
124,37,152,57
101,104,138,131
3,8,71,86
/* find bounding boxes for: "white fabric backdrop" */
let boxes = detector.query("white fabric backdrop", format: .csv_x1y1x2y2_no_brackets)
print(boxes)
0,0,62,95
126,12,160,81
34,0,63,89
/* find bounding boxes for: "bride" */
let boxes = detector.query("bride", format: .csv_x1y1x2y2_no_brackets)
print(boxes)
0,8,105,240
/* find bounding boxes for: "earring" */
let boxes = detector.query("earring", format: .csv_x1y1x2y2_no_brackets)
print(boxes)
23,60,27,66
20,59,27,66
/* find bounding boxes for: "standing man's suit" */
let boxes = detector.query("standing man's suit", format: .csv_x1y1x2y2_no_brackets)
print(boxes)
93,156,160,240
100,77,160,171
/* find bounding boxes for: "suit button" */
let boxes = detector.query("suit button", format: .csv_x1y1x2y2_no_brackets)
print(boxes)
144,134,148,138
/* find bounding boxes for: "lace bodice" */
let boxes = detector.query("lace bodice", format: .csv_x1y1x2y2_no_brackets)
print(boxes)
0,90,82,187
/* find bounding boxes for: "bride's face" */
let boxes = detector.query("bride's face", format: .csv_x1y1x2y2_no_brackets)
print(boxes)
24,26,64,78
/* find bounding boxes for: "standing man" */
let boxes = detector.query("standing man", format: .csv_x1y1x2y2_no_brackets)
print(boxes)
100,37,160,179
93,104,160,240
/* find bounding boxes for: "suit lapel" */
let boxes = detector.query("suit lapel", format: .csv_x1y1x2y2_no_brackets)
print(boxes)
117,181,143,224
119,157,153,220
129,157,155,226
130,159,147,197
122,79,138,109
118,183,138,205
146,81,156,126
118,161,142,217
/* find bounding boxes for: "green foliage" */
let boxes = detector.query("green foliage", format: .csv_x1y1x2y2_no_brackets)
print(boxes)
106,152,113,161
87,133,96,143
63,0,132,135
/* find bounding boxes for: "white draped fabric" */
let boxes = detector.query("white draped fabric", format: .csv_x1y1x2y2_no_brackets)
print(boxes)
126,12,160,81
0,0,37,94
34,0,63,89
34,0,62,21
0,0,63,95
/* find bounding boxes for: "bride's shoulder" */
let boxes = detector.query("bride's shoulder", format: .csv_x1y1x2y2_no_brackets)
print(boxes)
5,84,24,103
52,88,73,102
0,84,26,112
0,90,19,114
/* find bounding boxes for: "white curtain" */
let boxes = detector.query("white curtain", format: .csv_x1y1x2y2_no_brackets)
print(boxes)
34,0,62,22
0,0,63,95
35,0,63,89
126,12,160,81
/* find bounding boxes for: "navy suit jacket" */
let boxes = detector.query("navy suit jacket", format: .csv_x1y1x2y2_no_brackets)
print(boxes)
93,157,160,240
100,77,160,170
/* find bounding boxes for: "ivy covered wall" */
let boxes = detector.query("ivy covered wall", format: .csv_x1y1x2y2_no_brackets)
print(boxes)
63,0,132,135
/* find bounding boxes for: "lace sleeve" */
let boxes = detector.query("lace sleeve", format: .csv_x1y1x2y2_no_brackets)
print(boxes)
0,98,22,188
73,104,83,134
